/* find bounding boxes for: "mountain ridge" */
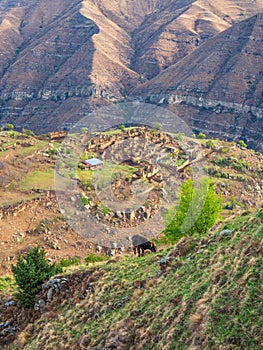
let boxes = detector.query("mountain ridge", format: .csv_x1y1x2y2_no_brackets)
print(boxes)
0,0,262,147
133,12,263,150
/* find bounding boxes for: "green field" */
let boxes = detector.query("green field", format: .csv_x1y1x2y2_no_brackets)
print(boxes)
20,169,55,191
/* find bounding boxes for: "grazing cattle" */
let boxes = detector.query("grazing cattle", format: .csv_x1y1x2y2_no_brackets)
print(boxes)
132,234,157,257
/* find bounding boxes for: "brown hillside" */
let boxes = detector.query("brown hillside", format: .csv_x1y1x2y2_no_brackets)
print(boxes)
134,13,263,151
0,0,262,134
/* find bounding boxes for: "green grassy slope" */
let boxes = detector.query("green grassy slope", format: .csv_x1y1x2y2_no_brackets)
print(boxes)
4,209,263,350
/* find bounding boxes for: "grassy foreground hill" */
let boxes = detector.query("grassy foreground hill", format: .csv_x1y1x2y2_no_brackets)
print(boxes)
1,208,262,349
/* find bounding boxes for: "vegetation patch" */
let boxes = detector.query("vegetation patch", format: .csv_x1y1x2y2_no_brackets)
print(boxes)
20,169,55,191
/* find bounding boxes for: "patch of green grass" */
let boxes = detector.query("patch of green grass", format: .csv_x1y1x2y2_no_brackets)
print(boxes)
3,210,263,350
0,275,17,294
20,169,55,191
84,253,110,265
20,140,49,156
59,257,81,268
78,161,138,189
0,150,8,158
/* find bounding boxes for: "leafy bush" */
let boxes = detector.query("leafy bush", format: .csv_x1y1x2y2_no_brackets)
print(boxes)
47,147,57,155
81,127,88,134
174,133,185,141
98,203,111,215
197,132,206,139
81,196,90,205
5,123,14,131
153,122,162,131
256,209,263,221
238,139,247,148
0,275,16,293
205,140,215,148
11,246,62,308
118,124,126,132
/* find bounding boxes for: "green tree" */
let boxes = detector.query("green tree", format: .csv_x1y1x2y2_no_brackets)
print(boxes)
164,178,221,243
5,123,14,131
81,127,88,134
11,246,62,308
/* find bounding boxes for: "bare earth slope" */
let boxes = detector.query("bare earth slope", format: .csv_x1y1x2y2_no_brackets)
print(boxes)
0,0,262,141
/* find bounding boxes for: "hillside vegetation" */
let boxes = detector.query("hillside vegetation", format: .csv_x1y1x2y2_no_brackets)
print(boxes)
1,209,262,349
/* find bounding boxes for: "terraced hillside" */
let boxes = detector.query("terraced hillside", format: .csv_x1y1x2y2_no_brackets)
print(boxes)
0,129,262,276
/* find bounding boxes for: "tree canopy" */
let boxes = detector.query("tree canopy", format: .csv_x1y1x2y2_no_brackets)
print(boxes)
164,178,221,243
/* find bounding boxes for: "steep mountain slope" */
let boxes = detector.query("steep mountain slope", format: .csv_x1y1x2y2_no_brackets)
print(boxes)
130,0,263,79
0,0,262,133
1,209,263,349
134,13,263,151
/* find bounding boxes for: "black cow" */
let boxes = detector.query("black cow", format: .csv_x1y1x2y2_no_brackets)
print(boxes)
132,234,157,257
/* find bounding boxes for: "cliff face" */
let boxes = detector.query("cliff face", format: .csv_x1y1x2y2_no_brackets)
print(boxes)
0,0,262,144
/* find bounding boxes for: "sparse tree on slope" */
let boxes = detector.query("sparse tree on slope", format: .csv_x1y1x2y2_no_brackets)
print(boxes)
164,178,221,243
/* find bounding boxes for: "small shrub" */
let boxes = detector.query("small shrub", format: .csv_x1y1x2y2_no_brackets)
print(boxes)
256,209,263,220
81,196,90,205
153,122,162,131
238,140,247,148
205,140,214,148
78,162,86,170
197,133,206,139
118,124,126,132
47,148,58,155
0,275,16,292
174,133,185,141
98,203,111,215
81,127,88,134
5,123,14,131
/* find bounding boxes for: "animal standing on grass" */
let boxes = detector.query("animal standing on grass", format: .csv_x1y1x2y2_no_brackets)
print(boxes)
132,234,157,257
